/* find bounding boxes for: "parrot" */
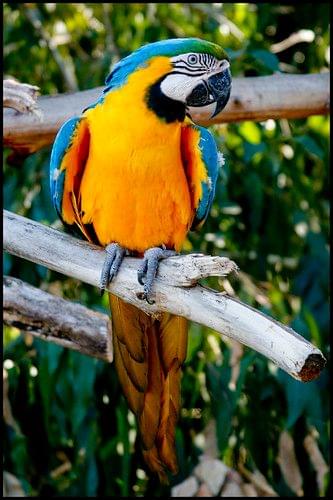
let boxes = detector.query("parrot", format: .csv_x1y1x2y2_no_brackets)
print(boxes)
49,37,231,482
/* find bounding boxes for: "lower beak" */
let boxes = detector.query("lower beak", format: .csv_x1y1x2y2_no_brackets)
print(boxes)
208,67,232,118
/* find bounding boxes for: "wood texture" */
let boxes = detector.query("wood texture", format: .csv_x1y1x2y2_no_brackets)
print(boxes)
3,275,112,361
3,73,329,154
3,210,326,381
3,79,41,115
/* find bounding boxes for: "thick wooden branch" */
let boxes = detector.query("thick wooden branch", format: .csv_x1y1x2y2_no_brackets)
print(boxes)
3,73,329,154
3,210,326,382
3,275,112,361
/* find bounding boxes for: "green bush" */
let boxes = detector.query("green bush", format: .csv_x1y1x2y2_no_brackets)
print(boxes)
4,3,329,497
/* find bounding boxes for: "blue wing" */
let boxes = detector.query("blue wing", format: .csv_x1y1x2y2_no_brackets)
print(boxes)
192,126,220,229
49,116,81,222
49,115,96,242
181,125,220,230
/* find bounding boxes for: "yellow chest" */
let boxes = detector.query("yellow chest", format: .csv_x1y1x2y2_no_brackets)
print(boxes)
79,70,192,252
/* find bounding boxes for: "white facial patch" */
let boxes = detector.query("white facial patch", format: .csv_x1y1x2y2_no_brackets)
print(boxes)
160,73,206,102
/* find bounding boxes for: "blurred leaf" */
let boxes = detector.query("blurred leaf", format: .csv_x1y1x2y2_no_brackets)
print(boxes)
303,307,323,349
186,324,204,362
239,122,261,144
3,252,13,274
243,141,266,163
3,3,329,497
277,371,323,432
206,352,254,454
249,49,280,71
294,135,324,159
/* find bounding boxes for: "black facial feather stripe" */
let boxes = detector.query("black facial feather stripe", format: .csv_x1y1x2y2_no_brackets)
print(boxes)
172,65,207,75
171,64,226,77
173,63,205,70
171,70,208,77
173,63,206,71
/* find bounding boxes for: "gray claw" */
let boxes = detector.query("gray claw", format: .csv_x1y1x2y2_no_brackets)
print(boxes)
137,258,148,285
137,247,176,304
142,289,155,305
99,243,126,293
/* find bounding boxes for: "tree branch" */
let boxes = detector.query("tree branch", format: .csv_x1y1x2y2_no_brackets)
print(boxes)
3,79,41,116
3,210,326,382
3,73,329,154
3,276,112,361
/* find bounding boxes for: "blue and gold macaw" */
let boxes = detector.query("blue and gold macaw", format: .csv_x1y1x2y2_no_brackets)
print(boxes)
50,38,231,482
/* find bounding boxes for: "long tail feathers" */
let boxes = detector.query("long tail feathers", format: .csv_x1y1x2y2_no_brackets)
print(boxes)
109,294,188,482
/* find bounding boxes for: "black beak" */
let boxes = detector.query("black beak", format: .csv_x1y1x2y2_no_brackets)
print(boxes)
186,67,232,118
208,67,232,117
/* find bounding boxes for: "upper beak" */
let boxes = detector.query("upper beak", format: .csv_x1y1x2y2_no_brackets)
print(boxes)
185,66,232,119
207,67,232,118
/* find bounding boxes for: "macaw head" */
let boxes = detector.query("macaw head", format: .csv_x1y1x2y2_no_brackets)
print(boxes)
104,38,231,123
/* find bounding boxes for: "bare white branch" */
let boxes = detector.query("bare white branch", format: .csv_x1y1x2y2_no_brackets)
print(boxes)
3,210,326,381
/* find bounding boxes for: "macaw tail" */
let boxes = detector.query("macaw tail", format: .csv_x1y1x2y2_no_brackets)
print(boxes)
109,294,188,483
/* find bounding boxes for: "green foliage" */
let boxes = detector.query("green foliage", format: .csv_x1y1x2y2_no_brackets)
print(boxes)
3,3,329,497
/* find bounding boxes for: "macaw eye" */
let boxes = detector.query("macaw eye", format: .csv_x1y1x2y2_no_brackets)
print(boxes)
188,54,198,65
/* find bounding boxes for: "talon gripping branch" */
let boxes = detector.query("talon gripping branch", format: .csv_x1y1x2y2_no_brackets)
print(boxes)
50,38,231,482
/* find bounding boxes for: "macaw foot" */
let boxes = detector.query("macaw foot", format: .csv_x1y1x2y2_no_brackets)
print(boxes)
99,243,126,294
137,246,177,304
